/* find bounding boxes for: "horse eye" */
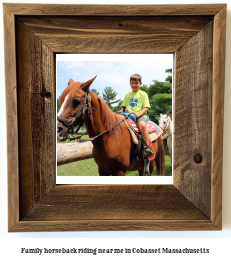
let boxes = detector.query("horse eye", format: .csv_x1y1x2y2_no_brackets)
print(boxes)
73,98,81,107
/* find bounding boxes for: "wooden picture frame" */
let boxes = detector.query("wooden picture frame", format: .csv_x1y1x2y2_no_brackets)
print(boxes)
4,3,226,231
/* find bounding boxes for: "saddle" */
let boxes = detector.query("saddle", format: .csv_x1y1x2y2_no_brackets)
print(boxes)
118,112,162,143
125,118,163,175
126,119,162,144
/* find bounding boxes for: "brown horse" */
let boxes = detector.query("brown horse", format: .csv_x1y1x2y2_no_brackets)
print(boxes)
57,76,165,176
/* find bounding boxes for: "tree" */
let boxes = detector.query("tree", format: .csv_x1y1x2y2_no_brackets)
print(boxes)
57,96,61,113
147,80,172,97
102,86,121,112
165,68,172,83
165,68,172,73
91,88,100,96
139,84,149,93
113,100,123,113
147,82,172,123
145,69,173,123
149,93,172,122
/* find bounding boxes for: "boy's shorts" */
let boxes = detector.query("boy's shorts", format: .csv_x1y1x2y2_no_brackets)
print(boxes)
118,112,149,123
136,116,146,124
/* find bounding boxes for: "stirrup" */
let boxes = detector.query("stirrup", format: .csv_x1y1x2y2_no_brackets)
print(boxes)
144,147,154,158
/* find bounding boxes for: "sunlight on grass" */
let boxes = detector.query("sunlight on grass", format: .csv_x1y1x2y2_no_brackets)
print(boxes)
57,156,172,176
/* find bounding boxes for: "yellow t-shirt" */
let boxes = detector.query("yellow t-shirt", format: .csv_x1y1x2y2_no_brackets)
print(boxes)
122,90,150,119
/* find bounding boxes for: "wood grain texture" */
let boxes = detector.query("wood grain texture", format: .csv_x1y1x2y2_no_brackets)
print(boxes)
11,220,218,232
211,5,226,228
174,22,213,218
16,19,56,219
3,4,19,231
14,185,218,232
22,185,207,221
4,3,225,16
18,16,213,53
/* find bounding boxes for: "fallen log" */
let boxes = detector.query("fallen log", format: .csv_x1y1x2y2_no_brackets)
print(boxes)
77,130,88,135
57,141,93,166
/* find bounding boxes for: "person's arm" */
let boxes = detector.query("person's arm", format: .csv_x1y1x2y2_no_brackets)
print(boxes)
118,93,128,113
133,107,148,118
118,106,126,113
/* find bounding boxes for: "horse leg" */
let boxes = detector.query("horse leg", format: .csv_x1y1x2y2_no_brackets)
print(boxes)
98,167,125,176
116,171,126,176
98,167,109,176
155,137,165,176
149,159,156,176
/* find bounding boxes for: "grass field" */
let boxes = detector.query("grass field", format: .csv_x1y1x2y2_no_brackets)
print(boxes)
57,156,172,176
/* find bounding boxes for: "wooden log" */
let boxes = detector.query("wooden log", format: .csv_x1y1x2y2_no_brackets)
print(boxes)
57,142,93,166
77,130,88,135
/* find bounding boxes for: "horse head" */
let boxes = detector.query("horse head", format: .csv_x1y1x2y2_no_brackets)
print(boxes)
57,76,97,141
159,112,171,131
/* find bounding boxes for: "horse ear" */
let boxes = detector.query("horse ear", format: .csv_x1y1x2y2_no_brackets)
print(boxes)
160,113,162,116
167,111,170,117
81,76,97,92
68,79,74,86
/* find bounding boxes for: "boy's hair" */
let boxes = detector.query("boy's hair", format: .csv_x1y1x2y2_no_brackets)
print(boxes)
130,74,142,83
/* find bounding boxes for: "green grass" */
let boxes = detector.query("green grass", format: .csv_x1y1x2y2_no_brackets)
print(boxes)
57,158,99,176
57,155,172,176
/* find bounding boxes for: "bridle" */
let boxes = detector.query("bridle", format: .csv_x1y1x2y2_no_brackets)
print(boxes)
57,90,131,142
57,90,96,137
159,117,171,138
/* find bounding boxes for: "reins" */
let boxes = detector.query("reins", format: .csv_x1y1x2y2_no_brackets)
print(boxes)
84,113,131,142
57,91,131,142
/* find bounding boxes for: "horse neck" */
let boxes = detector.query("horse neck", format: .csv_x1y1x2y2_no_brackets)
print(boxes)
84,91,119,138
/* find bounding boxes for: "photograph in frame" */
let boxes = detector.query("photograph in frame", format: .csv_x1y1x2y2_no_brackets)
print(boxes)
56,54,174,184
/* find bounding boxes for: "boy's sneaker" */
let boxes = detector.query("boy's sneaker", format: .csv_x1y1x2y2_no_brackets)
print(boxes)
144,147,154,158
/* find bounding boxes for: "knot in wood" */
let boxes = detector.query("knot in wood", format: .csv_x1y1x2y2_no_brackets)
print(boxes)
194,153,202,164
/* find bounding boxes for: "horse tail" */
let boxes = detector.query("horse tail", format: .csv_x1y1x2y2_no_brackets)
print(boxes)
155,136,165,175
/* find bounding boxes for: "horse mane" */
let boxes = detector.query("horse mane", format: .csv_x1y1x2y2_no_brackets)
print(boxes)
94,94,126,136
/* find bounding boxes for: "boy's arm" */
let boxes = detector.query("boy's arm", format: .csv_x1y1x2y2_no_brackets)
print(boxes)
133,107,148,118
118,106,126,113
118,94,127,113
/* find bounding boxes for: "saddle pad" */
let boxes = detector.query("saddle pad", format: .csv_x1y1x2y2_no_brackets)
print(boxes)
126,119,162,141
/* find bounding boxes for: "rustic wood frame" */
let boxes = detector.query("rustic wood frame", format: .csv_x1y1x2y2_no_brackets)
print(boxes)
4,4,226,232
